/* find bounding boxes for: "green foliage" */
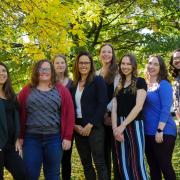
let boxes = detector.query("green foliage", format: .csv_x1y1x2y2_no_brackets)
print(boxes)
0,0,179,90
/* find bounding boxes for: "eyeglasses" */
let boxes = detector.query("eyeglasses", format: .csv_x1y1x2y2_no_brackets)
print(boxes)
173,57,180,61
39,67,51,73
78,61,91,66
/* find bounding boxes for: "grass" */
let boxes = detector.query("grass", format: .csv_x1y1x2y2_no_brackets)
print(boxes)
4,136,180,180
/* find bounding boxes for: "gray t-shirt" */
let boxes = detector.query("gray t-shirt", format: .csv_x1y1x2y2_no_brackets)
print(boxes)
26,88,61,134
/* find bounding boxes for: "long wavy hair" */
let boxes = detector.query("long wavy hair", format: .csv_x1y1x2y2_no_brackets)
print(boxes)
0,62,16,100
146,55,170,83
29,59,56,88
169,48,180,78
114,54,137,96
99,43,118,84
73,51,96,86
52,54,69,78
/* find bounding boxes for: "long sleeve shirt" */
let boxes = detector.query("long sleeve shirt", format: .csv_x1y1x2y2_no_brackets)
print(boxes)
143,80,177,136
18,83,75,141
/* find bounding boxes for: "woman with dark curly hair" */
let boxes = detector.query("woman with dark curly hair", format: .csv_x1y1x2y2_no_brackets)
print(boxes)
111,54,148,180
169,49,180,121
144,55,177,180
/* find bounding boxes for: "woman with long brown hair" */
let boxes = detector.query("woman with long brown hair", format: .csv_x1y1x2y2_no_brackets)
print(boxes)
111,54,148,180
144,55,177,180
0,62,26,180
96,43,120,179
18,59,74,180
71,51,108,180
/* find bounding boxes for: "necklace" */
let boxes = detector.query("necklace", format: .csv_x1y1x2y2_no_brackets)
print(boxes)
99,68,108,78
148,82,159,91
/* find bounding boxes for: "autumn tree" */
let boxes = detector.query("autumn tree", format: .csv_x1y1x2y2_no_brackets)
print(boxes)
0,0,179,90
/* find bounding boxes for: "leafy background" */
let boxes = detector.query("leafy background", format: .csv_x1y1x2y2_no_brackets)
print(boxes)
1,0,180,179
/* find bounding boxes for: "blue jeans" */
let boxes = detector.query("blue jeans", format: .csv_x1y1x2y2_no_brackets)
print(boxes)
23,133,62,180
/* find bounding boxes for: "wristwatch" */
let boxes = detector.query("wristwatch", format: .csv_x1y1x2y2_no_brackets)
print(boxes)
157,128,163,133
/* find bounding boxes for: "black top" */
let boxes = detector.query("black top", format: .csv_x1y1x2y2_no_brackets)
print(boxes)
0,98,19,149
116,77,147,120
106,82,114,104
66,79,73,90
1,98,17,146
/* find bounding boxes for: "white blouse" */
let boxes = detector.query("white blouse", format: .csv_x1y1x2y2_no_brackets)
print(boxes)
75,83,83,118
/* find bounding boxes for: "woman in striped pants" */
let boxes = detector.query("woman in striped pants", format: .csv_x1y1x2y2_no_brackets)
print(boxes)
111,54,148,180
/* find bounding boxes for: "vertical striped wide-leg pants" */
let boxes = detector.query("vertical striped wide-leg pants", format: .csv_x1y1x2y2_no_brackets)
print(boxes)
115,117,148,180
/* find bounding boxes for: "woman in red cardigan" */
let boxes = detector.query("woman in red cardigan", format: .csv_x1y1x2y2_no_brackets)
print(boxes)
18,59,74,180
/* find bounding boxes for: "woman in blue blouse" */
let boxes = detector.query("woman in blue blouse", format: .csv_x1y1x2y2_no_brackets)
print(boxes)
143,55,177,180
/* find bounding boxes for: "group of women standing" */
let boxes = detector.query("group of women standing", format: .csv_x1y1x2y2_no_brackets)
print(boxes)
0,45,179,180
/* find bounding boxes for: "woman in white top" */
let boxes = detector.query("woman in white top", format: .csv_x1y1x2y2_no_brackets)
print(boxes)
71,51,108,180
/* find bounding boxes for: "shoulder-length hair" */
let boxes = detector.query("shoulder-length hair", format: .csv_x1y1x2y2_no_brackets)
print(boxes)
52,54,69,77
147,55,170,83
30,59,56,88
114,54,137,96
0,62,16,100
73,51,96,86
99,43,118,84
169,48,180,78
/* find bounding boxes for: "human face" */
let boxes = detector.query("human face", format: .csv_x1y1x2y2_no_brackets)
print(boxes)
147,57,160,78
54,57,66,74
78,55,91,76
120,56,133,77
173,51,180,70
0,65,8,86
99,45,113,65
38,62,51,82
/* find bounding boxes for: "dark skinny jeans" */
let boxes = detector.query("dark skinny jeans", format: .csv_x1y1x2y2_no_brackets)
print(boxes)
0,145,26,180
75,124,108,180
145,135,176,180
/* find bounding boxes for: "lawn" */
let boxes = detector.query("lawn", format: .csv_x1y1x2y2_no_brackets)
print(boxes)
4,136,180,180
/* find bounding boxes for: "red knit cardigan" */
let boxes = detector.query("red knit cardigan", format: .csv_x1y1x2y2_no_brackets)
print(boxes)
18,83,75,141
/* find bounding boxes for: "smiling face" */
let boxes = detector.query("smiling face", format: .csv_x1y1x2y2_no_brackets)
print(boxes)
99,45,113,65
38,62,51,82
120,56,133,77
78,55,91,76
173,51,180,70
0,65,8,86
147,57,160,78
54,57,67,74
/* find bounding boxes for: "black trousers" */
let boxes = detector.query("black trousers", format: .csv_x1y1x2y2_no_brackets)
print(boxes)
61,139,73,180
0,146,26,180
104,125,121,180
75,125,108,180
145,135,176,180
